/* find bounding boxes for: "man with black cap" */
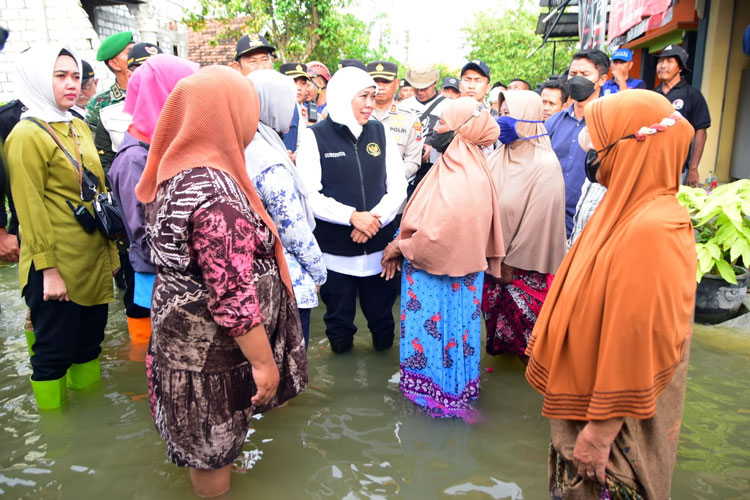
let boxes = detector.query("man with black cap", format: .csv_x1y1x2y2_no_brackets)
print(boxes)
368,61,423,185
459,59,491,104
71,60,97,120
399,64,450,196
86,31,134,138
398,79,414,101
654,44,710,187
338,59,367,71
440,76,460,99
279,63,310,157
231,33,275,75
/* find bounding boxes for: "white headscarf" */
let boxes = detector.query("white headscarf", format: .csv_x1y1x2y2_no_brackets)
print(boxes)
325,66,376,138
16,43,82,123
245,69,315,228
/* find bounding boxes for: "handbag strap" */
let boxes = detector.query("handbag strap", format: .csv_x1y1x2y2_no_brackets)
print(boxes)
24,117,82,173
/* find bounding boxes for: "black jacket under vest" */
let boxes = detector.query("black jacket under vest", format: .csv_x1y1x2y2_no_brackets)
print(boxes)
310,117,398,256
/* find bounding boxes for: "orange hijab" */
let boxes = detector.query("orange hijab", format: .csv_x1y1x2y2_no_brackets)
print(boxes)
399,97,504,277
525,90,696,421
135,65,294,297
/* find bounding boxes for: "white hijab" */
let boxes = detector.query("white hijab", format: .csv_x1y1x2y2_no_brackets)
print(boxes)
325,66,376,138
16,43,82,123
245,69,315,228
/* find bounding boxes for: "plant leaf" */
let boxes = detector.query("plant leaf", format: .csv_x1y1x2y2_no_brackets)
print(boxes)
715,259,738,285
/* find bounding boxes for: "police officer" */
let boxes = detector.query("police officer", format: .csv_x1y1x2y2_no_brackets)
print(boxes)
367,61,422,186
86,31,134,141
71,60,97,120
654,44,710,187
440,76,460,99
231,33,275,75
96,42,163,171
399,64,450,196
338,59,367,71
279,62,309,156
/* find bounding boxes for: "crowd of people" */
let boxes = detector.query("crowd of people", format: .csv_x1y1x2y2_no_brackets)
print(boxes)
0,25,705,498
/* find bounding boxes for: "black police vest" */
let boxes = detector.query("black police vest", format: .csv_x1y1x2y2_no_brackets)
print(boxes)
310,117,397,256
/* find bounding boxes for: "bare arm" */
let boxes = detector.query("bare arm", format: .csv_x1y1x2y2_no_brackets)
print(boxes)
233,324,279,405
685,128,707,187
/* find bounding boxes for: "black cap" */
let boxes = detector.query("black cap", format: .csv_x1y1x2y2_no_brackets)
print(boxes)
338,59,366,71
235,34,276,60
279,62,309,80
127,42,163,69
400,78,412,88
659,44,689,69
81,60,95,82
441,76,459,91
367,61,398,81
461,59,490,80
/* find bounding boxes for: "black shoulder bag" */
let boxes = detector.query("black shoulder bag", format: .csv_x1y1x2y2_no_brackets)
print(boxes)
25,117,126,240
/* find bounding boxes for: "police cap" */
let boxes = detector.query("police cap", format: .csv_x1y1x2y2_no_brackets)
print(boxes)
367,61,398,81
338,59,366,71
236,34,276,61
97,31,134,62
127,42,163,69
81,60,95,83
279,62,309,80
659,44,689,70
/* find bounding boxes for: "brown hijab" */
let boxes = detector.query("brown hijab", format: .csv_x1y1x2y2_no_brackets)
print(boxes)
135,65,294,297
488,91,566,274
399,97,504,277
525,89,696,421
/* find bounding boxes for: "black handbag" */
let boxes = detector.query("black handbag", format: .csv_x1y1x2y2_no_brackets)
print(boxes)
25,118,126,240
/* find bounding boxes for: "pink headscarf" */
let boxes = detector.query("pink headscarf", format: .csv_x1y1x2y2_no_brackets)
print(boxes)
123,54,199,142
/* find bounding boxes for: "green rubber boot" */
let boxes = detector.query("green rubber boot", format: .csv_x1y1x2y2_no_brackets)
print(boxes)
66,358,101,389
30,376,66,410
24,330,35,357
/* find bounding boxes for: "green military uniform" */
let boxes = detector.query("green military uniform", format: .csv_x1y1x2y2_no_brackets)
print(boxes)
86,31,133,172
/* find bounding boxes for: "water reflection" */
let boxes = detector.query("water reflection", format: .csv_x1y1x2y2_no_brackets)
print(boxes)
0,264,748,498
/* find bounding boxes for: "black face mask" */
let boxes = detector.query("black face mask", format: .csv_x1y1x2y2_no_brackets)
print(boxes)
585,133,636,183
568,75,597,102
431,129,455,153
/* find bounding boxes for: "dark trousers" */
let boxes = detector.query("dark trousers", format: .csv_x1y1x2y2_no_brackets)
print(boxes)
24,265,108,381
121,254,149,319
298,307,311,350
319,270,397,351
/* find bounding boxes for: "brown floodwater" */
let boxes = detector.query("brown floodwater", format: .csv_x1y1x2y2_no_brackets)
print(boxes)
0,263,748,499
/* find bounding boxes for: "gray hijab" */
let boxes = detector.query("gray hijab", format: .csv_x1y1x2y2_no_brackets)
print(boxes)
245,69,314,229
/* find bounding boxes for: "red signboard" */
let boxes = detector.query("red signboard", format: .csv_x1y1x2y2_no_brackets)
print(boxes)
608,0,672,42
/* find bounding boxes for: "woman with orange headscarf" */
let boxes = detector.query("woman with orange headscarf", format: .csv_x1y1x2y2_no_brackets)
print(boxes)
136,66,307,497
483,90,566,362
381,97,504,420
525,89,696,499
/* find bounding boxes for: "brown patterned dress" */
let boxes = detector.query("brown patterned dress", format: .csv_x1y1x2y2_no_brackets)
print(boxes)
145,167,307,470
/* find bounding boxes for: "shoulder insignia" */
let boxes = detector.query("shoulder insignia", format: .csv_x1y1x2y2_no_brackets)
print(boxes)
391,104,397,113
413,121,422,141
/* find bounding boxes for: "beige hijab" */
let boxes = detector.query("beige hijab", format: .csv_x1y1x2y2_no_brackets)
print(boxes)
399,97,504,277
488,90,566,274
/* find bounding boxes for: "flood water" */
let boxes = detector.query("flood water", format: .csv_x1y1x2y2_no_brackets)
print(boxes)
0,263,748,499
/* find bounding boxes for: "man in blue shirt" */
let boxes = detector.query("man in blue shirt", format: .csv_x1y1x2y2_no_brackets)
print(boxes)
546,49,610,237
601,48,647,96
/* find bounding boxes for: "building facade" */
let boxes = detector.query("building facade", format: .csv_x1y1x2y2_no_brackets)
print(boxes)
0,0,196,103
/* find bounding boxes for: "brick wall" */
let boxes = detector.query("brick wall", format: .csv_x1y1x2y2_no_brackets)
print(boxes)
188,17,250,67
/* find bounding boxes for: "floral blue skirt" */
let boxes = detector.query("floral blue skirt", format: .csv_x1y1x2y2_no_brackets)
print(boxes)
399,259,484,421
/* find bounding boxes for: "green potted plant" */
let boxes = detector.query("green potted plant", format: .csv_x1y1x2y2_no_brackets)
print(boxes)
677,179,750,324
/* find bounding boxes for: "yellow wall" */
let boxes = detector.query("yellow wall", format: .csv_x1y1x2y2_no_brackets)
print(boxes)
700,0,750,181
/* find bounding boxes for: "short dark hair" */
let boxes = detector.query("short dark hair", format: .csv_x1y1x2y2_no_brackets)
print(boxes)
540,79,569,103
491,81,506,89
571,49,610,77
509,78,532,90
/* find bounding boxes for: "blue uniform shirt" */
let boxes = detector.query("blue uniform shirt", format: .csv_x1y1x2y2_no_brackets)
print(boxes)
283,105,300,152
601,76,647,96
546,104,588,237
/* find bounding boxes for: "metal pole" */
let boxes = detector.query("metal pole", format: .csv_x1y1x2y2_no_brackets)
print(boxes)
552,41,557,76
